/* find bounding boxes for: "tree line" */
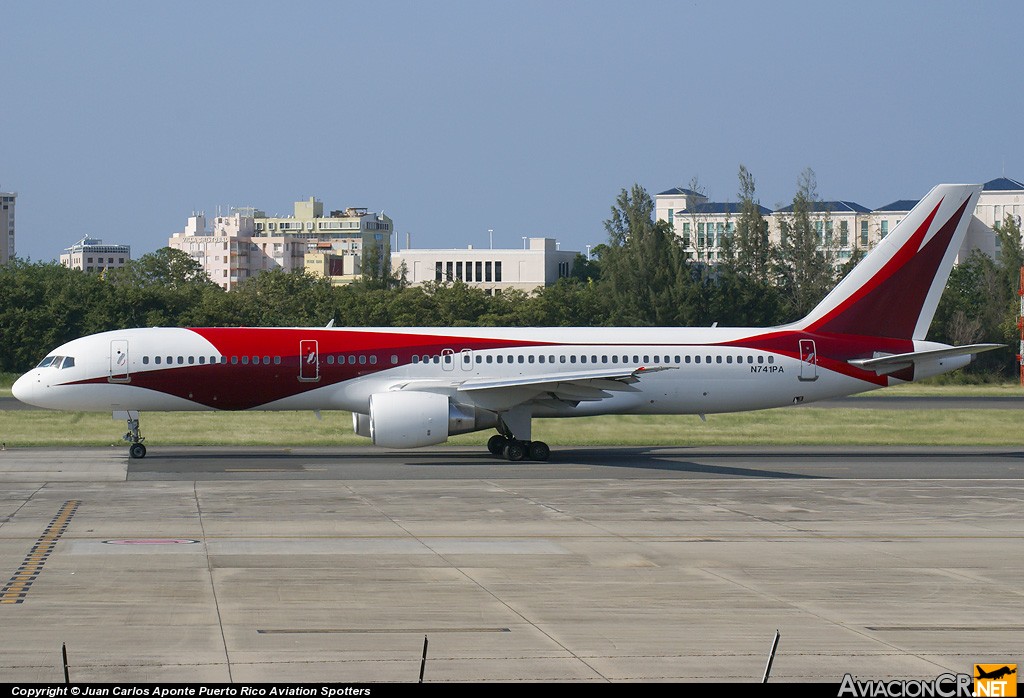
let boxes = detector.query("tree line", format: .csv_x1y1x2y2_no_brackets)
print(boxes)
1,167,1020,378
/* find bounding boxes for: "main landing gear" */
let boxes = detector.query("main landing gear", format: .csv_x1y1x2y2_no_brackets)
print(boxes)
123,415,147,459
487,434,550,462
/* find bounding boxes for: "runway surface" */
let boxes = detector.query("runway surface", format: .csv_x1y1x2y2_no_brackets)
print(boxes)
0,445,1021,683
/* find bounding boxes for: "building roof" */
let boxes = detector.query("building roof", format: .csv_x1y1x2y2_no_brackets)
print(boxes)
983,177,1024,191
677,202,772,216
657,187,705,197
775,200,870,214
874,199,919,213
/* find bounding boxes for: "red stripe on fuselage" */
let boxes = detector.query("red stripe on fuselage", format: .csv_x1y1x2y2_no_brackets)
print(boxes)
71,328,553,410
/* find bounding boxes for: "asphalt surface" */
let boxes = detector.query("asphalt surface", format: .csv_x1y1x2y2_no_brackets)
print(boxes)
0,445,1021,683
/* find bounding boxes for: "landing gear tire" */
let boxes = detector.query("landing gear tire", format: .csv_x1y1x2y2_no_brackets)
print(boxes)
503,440,527,462
129,442,147,459
487,434,509,456
527,441,550,462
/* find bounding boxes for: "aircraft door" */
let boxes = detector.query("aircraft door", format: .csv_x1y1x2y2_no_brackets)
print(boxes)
799,339,818,382
441,348,455,372
109,340,130,383
299,340,320,382
460,348,473,371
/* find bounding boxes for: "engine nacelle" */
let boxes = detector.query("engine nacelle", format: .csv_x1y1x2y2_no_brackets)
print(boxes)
352,412,371,438
369,391,450,448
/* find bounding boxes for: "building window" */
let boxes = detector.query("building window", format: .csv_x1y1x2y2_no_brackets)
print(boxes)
839,220,848,247
494,261,502,282
475,261,482,280
860,220,868,246
435,261,443,282
485,261,492,282
881,220,889,238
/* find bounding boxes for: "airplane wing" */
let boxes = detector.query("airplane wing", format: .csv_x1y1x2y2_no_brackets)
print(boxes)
848,344,1004,375
391,366,676,406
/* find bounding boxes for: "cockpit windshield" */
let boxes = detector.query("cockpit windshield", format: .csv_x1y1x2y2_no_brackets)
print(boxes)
35,356,75,369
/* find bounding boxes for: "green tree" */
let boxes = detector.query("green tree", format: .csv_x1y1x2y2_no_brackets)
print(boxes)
600,184,698,326
774,168,836,320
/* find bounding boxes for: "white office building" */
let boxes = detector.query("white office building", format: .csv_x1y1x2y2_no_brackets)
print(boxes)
60,237,131,272
0,191,15,264
392,237,578,293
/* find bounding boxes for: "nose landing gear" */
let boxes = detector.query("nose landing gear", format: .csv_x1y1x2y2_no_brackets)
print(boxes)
121,414,146,459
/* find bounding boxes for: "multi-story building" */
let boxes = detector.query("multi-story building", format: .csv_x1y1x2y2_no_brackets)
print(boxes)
392,237,578,294
170,210,299,290
655,178,1018,265
771,200,871,263
0,191,16,264
169,198,393,289
59,237,131,272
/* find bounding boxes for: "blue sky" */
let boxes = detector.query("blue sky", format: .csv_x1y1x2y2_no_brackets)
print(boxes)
2,1,1021,262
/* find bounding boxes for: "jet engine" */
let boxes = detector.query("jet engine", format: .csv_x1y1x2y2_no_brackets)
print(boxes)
364,391,498,448
368,391,448,448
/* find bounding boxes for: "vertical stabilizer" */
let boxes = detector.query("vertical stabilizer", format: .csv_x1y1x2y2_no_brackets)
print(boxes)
798,184,982,341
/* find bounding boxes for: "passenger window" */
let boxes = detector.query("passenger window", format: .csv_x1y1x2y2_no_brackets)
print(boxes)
757,356,764,364
726,356,733,364
715,356,722,364
167,356,173,364
560,356,566,363
747,356,753,364
198,356,205,365
327,356,334,365
706,355,712,363
476,356,482,364
231,356,238,365
369,356,377,365
518,356,525,364
143,356,150,365
581,356,588,364
695,356,701,364
391,355,398,364
538,355,544,364
486,356,493,364
685,356,691,364
570,356,577,363
155,356,162,365
177,357,184,365
263,356,270,364
768,356,775,364
549,355,555,363
643,355,650,363
412,355,419,363
528,355,535,364
591,355,598,363
220,356,227,364
359,356,367,365
188,356,195,365
241,356,249,365
496,356,503,363
348,355,356,364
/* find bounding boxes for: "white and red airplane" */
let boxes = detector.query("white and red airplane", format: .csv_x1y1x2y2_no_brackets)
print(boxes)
13,184,1001,460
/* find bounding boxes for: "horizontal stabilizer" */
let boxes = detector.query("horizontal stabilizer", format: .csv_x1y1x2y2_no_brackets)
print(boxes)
848,344,1004,375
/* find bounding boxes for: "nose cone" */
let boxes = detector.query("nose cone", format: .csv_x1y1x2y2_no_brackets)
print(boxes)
11,372,36,406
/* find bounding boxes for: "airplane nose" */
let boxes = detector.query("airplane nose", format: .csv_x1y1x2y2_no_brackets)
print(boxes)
11,372,34,404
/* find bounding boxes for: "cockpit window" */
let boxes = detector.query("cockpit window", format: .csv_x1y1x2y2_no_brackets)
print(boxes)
60,357,75,369
36,356,58,368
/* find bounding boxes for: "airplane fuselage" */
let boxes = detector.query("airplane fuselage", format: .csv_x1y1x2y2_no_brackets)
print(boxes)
13,325,962,418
